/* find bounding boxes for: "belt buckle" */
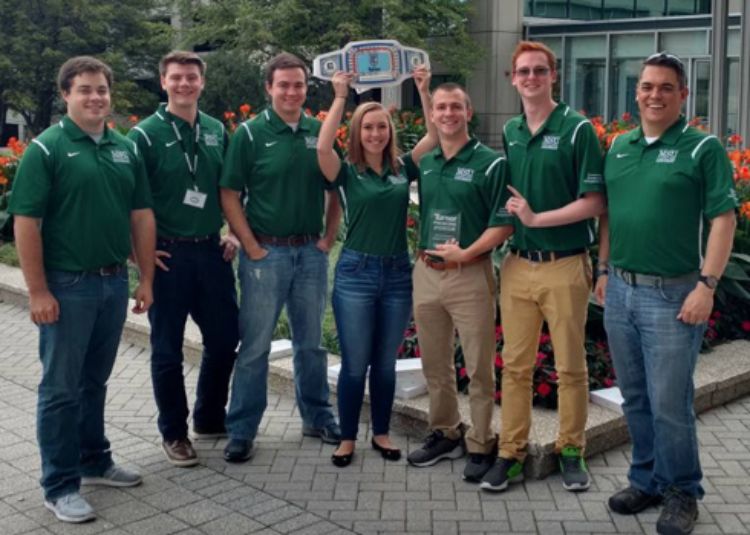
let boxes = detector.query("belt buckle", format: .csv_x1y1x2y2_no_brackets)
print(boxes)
621,270,636,285
530,250,543,263
98,264,120,276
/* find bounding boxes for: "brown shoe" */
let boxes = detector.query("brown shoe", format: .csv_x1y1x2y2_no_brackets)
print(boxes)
162,439,199,467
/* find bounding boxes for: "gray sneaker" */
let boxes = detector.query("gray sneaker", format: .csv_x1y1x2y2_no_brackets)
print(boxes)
559,446,590,491
81,464,142,487
302,422,342,444
463,453,496,482
480,457,524,492
407,430,465,467
44,492,96,523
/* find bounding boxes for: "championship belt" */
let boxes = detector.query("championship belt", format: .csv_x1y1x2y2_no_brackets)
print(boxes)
313,39,430,93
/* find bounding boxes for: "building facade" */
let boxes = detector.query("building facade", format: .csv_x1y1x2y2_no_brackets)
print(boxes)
468,0,746,149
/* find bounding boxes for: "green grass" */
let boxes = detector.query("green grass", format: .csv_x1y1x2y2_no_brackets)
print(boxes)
0,242,19,266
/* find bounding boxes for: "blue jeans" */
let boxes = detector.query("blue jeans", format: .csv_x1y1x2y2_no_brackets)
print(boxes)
604,272,705,498
37,268,129,500
332,249,413,440
226,242,335,440
149,238,239,441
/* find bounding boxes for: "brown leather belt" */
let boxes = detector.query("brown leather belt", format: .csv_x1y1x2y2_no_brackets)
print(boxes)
417,250,489,271
255,233,319,247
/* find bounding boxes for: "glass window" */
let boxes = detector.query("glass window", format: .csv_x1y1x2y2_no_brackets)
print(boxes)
728,29,740,57
525,0,534,16
569,0,603,19
609,34,655,121
603,0,634,19
634,0,664,17
666,0,697,16
532,0,569,18
692,59,710,127
565,35,606,116
659,30,708,56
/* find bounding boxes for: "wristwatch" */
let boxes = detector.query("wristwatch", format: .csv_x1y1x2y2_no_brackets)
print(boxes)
698,275,719,290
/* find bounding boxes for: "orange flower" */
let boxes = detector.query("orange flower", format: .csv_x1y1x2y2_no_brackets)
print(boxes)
729,150,743,164
414,117,424,125
740,202,750,219
128,115,139,124
107,120,116,130
224,111,236,121
0,175,7,186
728,133,743,146
239,103,251,117
740,166,750,180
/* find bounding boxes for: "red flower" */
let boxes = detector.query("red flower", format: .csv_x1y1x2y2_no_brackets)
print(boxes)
406,216,416,228
495,354,504,368
494,390,502,401
539,333,551,345
239,103,251,116
728,133,743,146
536,382,552,397
414,346,421,358
621,111,632,122
742,321,750,332
458,367,467,378
603,377,614,387
224,111,236,121
712,311,721,319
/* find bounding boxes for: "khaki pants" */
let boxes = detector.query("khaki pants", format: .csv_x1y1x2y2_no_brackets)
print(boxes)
499,253,591,461
413,257,497,454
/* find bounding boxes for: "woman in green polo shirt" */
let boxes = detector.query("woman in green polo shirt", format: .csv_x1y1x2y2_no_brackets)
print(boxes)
317,68,436,467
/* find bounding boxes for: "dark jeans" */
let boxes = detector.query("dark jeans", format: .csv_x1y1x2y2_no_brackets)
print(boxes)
332,249,413,440
38,268,129,500
149,238,239,441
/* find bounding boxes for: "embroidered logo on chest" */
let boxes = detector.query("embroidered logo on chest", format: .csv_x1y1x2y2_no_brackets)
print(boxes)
203,133,219,146
656,149,678,163
388,174,407,185
111,150,130,164
454,167,474,182
305,136,318,149
541,135,560,150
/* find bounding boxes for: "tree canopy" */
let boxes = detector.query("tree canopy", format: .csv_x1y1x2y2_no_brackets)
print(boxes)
0,0,171,136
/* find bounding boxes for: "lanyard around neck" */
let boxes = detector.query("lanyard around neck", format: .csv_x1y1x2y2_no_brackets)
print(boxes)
170,119,200,184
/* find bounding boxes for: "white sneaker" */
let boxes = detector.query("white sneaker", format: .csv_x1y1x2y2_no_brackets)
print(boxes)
81,465,142,487
44,492,96,523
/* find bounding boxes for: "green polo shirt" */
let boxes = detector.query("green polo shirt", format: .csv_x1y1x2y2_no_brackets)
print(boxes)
501,102,605,251
417,138,509,250
128,104,226,238
9,115,151,271
220,107,331,237
605,116,738,276
335,154,416,255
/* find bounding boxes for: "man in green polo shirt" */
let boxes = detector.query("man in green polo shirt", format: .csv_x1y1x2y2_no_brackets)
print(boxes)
406,82,513,485
128,51,239,468
596,53,736,535
9,56,155,523
481,41,606,494
219,52,341,462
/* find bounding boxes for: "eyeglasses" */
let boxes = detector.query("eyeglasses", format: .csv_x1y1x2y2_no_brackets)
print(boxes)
513,66,551,78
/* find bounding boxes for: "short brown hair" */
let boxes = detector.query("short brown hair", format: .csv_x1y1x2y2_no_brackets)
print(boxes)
159,50,206,77
265,52,309,86
511,41,557,72
57,56,113,93
347,102,401,173
432,82,472,110
640,52,687,89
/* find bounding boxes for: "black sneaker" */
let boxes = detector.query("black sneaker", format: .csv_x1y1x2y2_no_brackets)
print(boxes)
407,430,465,467
559,446,590,491
609,487,662,515
302,422,342,445
479,457,524,492
223,439,255,463
463,453,496,482
656,488,698,535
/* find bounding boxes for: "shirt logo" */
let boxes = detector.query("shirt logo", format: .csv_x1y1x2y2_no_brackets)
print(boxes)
615,153,628,159
165,140,178,148
584,173,603,184
454,167,474,182
265,141,278,148
110,150,130,164
541,135,560,150
67,151,80,158
423,169,434,175
305,136,318,149
203,133,219,146
388,174,407,185
728,189,739,203
508,140,521,147
656,149,679,163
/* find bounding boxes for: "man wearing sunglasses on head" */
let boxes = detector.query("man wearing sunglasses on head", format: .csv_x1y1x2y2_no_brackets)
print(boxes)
595,52,736,535
481,41,606,494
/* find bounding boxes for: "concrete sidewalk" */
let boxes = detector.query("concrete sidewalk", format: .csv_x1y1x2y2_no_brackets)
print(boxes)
1,298,749,534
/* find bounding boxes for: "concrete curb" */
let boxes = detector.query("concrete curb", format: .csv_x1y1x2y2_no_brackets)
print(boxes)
3,262,750,478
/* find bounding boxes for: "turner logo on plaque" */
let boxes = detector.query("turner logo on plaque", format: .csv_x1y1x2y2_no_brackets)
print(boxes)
313,39,430,93
428,210,461,249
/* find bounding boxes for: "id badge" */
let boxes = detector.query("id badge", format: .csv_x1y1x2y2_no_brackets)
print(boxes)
183,189,207,209
428,209,461,249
